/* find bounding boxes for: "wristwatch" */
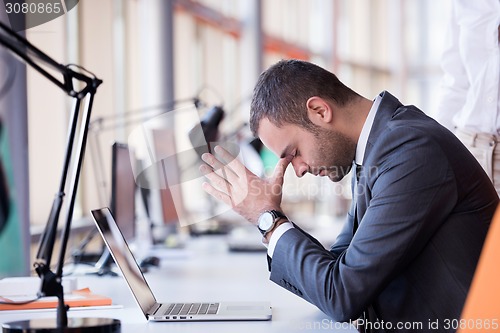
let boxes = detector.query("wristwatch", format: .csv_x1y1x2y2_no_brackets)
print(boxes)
257,210,287,237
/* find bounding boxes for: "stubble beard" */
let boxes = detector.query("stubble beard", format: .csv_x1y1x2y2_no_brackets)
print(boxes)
312,127,356,182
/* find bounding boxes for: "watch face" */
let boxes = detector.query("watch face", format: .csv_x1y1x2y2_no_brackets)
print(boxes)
258,212,274,231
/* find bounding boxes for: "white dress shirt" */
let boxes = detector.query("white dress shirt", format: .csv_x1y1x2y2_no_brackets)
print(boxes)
266,95,381,258
433,0,500,135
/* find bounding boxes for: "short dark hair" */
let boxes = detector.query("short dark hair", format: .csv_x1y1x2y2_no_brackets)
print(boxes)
249,59,360,137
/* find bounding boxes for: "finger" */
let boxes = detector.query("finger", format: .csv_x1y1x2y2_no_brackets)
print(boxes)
201,152,238,182
201,182,233,207
213,145,247,176
199,164,232,195
271,156,291,186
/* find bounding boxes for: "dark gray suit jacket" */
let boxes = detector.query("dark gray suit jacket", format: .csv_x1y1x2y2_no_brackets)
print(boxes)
269,91,499,332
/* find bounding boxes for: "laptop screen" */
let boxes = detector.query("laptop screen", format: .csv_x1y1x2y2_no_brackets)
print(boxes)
91,207,156,318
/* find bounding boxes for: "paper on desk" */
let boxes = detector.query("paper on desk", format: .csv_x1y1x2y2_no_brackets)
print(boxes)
1,294,87,303
0,276,77,296
0,288,113,311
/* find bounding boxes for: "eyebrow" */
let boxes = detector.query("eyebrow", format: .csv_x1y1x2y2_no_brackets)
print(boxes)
279,144,292,159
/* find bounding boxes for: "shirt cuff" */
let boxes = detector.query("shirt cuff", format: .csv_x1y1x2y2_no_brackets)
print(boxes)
267,222,294,258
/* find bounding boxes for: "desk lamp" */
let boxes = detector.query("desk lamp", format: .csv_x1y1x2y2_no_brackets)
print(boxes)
0,21,120,332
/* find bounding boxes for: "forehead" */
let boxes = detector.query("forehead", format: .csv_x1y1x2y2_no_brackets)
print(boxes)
258,118,299,158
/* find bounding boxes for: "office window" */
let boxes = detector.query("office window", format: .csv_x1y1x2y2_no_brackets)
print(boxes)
22,0,449,233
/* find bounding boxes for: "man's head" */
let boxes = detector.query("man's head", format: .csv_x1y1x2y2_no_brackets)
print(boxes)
250,59,366,182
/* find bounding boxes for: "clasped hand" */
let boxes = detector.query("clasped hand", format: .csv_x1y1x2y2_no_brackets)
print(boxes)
199,145,291,225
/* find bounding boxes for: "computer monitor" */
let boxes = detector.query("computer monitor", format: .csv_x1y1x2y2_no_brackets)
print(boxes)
93,142,137,275
110,142,136,240
152,129,181,225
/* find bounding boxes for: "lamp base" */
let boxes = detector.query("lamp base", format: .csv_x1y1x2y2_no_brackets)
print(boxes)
2,317,121,333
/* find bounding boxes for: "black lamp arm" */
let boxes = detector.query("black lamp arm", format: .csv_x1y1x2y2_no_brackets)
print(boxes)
0,21,100,98
0,20,102,329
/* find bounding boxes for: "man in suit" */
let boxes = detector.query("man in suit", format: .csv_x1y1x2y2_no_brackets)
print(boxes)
199,59,499,332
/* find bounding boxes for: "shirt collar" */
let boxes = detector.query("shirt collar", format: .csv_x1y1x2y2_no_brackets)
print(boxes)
355,94,382,166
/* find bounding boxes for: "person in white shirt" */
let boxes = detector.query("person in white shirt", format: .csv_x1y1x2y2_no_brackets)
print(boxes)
433,0,500,195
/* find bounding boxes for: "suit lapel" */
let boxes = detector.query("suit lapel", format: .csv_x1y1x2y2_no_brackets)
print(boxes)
353,91,403,232
363,91,403,162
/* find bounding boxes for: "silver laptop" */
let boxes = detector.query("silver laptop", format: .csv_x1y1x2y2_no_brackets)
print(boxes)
91,207,272,322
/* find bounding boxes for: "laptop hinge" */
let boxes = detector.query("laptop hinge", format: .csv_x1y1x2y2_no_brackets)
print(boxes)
148,302,161,316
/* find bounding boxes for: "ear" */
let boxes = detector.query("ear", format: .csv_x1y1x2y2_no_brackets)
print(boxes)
306,96,333,127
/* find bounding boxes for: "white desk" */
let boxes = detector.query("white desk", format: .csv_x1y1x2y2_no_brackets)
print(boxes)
0,236,358,333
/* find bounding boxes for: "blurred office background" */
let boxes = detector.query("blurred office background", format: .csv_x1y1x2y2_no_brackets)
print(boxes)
0,0,449,276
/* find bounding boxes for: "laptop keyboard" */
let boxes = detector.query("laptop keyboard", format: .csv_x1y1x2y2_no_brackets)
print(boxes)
159,303,220,316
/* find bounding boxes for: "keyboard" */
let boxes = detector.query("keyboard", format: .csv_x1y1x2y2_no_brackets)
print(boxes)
158,303,220,317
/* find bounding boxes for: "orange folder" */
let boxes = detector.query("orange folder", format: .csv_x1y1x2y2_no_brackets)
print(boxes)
0,288,112,311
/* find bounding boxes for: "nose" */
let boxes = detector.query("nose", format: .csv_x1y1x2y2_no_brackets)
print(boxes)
291,159,308,178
